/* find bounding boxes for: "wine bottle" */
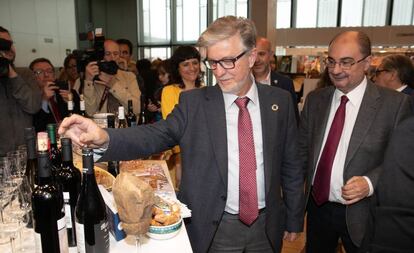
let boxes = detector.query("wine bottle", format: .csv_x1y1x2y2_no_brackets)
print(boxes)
126,99,137,127
58,138,81,247
67,93,74,116
117,106,128,128
32,132,69,253
24,127,37,189
138,95,146,125
75,148,110,253
47,123,62,175
80,94,86,117
106,115,119,177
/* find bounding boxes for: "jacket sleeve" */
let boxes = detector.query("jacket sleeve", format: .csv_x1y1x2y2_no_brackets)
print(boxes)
7,75,41,114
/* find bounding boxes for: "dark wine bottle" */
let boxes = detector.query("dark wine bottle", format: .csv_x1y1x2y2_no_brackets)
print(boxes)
32,132,68,253
117,106,128,128
106,115,119,177
24,127,37,189
126,99,137,127
80,94,86,117
138,95,146,125
47,123,62,174
58,138,81,247
75,148,110,253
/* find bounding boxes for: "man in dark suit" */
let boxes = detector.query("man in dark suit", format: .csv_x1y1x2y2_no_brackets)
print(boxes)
59,16,304,253
252,37,299,122
30,58,78,132
299,31,412,253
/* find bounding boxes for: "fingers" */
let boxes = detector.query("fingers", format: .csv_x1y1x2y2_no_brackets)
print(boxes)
283,232,299,242
342,176,369,204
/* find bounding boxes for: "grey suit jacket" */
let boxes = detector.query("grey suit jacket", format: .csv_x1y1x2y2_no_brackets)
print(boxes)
102,83,304,253
299,80,413,246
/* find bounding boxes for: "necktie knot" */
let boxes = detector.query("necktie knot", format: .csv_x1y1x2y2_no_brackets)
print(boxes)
340,95,349,105
235,97,249,109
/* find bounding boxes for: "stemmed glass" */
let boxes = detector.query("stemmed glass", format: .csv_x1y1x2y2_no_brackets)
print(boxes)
7,150,26,187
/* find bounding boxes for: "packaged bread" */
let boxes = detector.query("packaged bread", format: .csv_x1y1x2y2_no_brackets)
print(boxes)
150,196,181,226
112,172,155,235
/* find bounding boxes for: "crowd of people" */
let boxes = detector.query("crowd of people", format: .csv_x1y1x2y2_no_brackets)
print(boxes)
1,14,414,253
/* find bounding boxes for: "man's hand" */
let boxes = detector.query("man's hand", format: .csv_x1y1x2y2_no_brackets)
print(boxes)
85,61,99,81
58,114,110,148
42,82,58,100
97,71,115,88
283,231,300,242
59,89,71,103
342,176,370,205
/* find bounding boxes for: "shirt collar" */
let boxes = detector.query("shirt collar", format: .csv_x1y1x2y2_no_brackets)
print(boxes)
223,78,259,110
334,76,367,107
396,85,407,92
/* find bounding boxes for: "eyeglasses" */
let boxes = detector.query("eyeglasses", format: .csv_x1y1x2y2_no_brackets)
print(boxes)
324,55,369,70
375,69,387,76
33,69,54,76
104,51,120,57
204,50,248,70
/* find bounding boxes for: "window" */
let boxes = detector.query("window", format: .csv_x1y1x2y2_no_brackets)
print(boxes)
212,0,248,19
276,0,291,28
141,0,170,44
317,0,338,27
341,0,363,27
296,0,317,28
363,0,387,26
392,0,414,25
176,0,208,42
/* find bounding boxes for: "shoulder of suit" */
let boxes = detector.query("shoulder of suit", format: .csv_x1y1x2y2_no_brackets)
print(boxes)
271,70,293,82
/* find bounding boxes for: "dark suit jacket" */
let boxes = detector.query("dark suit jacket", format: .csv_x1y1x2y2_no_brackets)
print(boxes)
299,80,412,246
102,84,304,253
359,116,414,253
401,86,414,96
270,71,299,123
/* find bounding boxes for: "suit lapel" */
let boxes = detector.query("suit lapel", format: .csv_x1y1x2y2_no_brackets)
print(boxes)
311,88,335,173
204,85,228,188
344,82,380,169
257,84,277,195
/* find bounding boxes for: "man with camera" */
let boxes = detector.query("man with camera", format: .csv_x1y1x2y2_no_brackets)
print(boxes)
29,57,79,132
82,39,141,116
0,26,41,155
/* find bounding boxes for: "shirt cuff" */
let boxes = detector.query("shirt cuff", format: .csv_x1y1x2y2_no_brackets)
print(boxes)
93,147,107,162
363,176,374,197
41,100,50,113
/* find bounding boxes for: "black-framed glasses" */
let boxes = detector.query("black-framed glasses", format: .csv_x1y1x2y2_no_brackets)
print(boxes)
204,50,248,70
324,55,369,70
375,69,387,76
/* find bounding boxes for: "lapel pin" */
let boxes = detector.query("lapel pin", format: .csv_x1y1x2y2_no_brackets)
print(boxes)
273,80,278,85
271,104,279,111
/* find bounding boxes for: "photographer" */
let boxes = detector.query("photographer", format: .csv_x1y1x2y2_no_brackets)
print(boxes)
0,26,41,154
29,58,80,132
81,39,141,116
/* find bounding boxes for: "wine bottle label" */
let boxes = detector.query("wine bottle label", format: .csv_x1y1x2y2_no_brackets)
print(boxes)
63,192,72,228
80,100,85,111
68,101,74,111
75,221,110,253
58,216,69,253
34,232,41,253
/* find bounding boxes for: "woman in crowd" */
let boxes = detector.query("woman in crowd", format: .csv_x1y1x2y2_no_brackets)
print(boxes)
161,46,203,189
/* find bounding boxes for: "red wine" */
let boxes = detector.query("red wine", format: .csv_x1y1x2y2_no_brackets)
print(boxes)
58,138,81,247
75,148,110,253
138,94,146,125
32,133,68,253
24,127,37,189
106,115,119,177
67,93,74,116
117,106,128,128
80,94,86,117
126,99,137,127
47,123,62,173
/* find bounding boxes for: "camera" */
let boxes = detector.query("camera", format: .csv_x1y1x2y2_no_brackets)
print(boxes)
0,38,12,78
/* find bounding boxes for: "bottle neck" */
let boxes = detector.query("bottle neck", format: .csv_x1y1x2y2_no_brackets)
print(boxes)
37,152,52,179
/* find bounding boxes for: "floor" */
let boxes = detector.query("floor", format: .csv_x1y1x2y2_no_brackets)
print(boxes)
281,232,306,253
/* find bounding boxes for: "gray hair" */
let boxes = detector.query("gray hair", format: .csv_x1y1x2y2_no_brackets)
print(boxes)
381,54,414,87
197,16,257,57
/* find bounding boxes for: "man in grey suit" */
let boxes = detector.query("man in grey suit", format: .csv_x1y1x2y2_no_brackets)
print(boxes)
60,16,304,253
300,31,412,253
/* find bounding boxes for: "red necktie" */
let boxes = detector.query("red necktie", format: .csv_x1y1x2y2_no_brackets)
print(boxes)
49,97,62,123
313,95,349,205
235,97,258,225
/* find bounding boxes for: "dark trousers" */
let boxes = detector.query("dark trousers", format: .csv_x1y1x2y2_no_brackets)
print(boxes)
306,196,358,253
208,209,275,253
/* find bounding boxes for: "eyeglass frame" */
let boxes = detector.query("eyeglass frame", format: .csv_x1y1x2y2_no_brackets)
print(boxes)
374,68,388,76
324,55,370,70
33,69,55,76
204,50,248,70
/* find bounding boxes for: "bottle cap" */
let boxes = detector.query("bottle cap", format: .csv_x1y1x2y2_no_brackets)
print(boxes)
37,132,49,152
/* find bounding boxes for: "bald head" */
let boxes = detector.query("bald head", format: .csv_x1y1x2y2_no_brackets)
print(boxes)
329,31,371,57
104,39,120,62
253,37,274,78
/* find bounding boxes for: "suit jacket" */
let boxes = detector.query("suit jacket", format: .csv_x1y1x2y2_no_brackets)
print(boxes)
270,71,299,123
359,116,414,253
299,80,412,246
401,85,414,96
102,84,304,253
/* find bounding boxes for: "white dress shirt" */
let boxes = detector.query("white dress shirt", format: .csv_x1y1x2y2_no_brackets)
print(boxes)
314,77,373,204
223,80,266,214
255,71,271,86
396,85,407,92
